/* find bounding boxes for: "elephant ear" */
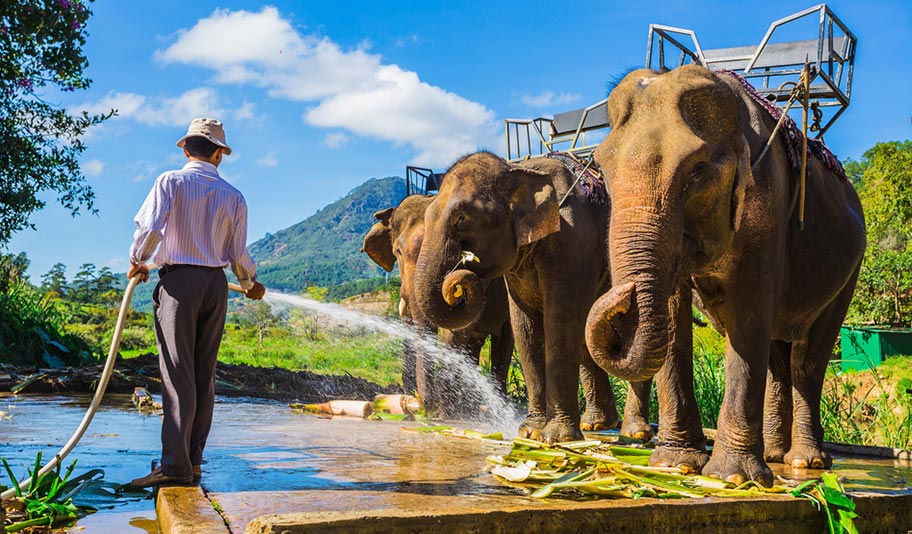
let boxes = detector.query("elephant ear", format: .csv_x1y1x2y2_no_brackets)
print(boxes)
362,213,397,272
731,137,750,232
508,167,560,248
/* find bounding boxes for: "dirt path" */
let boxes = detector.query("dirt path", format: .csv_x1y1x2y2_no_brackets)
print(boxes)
0,353,399,402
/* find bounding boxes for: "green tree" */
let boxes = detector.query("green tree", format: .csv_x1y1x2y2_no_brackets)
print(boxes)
93,266,120,307
0,251,29,291
0,0,113,244
240,301,279,349
847,141,912,326
305,285,328,302
40,262,68,297
70,262,96,303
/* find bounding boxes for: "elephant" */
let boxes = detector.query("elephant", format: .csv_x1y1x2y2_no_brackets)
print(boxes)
585,65,866,485
413,151,654,443
362,194,514,414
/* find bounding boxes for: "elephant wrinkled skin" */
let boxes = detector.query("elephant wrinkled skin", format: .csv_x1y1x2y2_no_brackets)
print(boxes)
586,66,866,485
414,152,653,443
362,195,514,415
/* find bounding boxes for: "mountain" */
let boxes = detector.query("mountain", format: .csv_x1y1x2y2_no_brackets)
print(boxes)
248,176,407,292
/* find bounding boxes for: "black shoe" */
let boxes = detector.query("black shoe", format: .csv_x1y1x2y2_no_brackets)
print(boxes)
131,466,193,488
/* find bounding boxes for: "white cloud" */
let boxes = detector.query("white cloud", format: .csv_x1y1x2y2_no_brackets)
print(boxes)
322,132,350,149
82,159,105,177
257,151,279,167
156,7,499,166
235,101,256,121
78,87,248,128
521,91,581,109
130,161,161,182
395,34,419,48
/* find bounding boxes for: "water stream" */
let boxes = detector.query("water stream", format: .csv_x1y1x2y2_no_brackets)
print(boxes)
263,291,523,433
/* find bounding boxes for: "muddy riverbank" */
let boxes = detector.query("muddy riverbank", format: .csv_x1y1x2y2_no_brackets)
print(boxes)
0,353,399,402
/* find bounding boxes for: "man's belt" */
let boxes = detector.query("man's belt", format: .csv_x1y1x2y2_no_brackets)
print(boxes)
159,264,224,276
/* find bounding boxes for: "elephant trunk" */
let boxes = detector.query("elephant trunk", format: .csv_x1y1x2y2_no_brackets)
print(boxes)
414,248,486,330
587,208,676,382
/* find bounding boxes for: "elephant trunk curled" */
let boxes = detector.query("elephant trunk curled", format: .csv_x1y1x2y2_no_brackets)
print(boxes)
587,209,675,382
414,244,485,330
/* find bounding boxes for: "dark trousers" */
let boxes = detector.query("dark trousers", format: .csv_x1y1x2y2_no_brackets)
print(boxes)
152,266,227,478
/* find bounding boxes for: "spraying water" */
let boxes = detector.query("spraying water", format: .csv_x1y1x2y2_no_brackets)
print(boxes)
263,291,523,434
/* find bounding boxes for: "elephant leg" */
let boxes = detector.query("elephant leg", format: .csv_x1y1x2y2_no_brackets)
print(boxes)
620,380,654,441
509,297,547,440
579,350,619,432
401,338,418,396
539,300,585,443
489,322,515,395
439,328,487,419
651,283,709,474
763,340,793,463
783,277,856,469
413,323,440,416
702,295,774,487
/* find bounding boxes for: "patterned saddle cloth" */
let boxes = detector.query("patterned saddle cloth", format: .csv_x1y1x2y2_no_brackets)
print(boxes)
719,70,847,181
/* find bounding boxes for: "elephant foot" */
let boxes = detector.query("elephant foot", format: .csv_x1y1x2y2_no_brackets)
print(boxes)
580,407,619,432
540,417,584,444
650,443,709,475
619,418,655,442
702,449,774,487
517,413,548,441
763,443,789,464
783,444,832,469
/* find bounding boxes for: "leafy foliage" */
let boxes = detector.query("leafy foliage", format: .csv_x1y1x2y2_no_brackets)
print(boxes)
0,272,93,366
1,452,101,532
846,141,912,326
0,0,113,244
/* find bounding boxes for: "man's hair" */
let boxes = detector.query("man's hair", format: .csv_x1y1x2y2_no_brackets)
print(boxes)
184,136,221,159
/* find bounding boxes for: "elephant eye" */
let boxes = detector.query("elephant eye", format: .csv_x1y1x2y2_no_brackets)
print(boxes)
684,162,711,192
454,214,470,231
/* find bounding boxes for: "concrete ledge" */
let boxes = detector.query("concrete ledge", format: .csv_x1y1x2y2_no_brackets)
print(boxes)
157,486,230,534
244,491,912,534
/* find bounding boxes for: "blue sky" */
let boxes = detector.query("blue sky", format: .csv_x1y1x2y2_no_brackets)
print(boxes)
9,0,912,281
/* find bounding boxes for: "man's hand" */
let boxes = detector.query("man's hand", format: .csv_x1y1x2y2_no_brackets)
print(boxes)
127,263,150,283
244,281,266,300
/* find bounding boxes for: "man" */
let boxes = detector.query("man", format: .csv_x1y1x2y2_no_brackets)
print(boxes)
129,118,266,487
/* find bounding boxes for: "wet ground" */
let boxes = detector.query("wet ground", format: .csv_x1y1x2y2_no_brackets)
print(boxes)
2,393,911,533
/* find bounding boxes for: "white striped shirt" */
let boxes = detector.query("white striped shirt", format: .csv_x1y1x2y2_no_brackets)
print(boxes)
130,161,257,289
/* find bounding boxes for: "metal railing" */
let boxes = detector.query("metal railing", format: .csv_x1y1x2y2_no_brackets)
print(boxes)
645,4,856,137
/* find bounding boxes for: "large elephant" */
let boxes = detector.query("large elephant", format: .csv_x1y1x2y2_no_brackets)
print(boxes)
586,65,865,484
413,151,653,443
362,194,514,413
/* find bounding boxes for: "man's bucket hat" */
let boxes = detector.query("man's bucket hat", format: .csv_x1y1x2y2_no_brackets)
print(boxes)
176,118,232,155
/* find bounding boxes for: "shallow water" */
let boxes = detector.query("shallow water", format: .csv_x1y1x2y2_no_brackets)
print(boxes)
3,392,912,532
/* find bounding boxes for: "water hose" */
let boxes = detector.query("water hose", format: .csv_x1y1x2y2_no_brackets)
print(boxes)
1,268,245,500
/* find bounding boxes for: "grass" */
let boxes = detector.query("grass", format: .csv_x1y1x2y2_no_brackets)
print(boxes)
121,323,404,387
821,355,912,449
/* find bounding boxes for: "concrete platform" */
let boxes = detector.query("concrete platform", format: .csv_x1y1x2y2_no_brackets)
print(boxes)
153,401,912,534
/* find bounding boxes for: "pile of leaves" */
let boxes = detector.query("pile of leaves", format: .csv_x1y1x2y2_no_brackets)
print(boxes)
485,437,858,534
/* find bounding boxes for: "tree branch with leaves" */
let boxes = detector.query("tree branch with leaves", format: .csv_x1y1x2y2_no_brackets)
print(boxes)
0,0,113,244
